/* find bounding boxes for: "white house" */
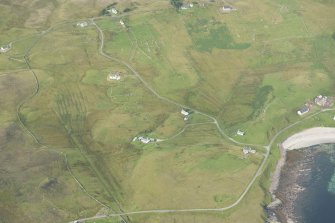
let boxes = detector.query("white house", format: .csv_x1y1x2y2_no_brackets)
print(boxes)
108,72,121,81
140,138,150,144
181,109,189,116
243,147,256,155
297,106,309,116
120,20,126,28
137,136,153,144
222,5,236,12
181,3,194,10
0,45,10,53
111,8,118,14
134,136,161,144
237,130,245,136
77,21,88,28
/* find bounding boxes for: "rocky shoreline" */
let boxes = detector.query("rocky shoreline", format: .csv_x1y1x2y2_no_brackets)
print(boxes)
267,149,315,223
266,127,335,223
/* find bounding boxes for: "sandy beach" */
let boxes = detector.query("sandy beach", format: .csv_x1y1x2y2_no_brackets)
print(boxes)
270,127,335,195
282,127,335,150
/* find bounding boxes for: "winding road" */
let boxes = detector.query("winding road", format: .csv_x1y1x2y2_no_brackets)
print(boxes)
66,19,335,223
5,14,333,223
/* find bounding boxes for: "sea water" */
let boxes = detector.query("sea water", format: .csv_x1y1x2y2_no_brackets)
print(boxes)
294,144,335,223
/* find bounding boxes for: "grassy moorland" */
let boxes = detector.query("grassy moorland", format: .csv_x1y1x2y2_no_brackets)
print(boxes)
0,0,334,223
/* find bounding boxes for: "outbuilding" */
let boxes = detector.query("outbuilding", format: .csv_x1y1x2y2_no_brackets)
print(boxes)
181,3,194,10
108,72,121,81
181,109,190,116
243,147,256,155
120,20,126,28
76,21,88,28
0,45,10,53
111,8,118,14
237,130,245,136
222,5,236,12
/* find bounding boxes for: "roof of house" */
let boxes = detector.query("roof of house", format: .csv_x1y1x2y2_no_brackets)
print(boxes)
223,5,233,9
181,3,194,9
0,45,10,52
181,109,190,115
298,106,309,113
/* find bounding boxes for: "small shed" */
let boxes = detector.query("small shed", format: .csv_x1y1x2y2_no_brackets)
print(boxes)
243,147,256,155
237,130,245,136
0,45,10,53
181,109,189,116
120,20,126,28
222,5,236,12
108,72,121,81
111,8,118,14
137,136,154,144
181,3,194,10
77,21,88,28
140,138,150,144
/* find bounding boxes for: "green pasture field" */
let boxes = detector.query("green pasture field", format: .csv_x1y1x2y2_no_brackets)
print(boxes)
0,0,334,223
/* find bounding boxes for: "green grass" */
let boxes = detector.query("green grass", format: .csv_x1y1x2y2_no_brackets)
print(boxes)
82,69,109,86
0,0,335,223
0,72,100,223
197,153,251,172
187,23,251,52
252,85,274,117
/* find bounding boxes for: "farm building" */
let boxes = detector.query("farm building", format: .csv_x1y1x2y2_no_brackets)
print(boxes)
243,147,256,155
139,137,150,144
181,3,194,10
76,21,88,28
136,136,156,144
222,5,236,12
0,45,10,53
181,109,190,116
108,72,121,81
120,20,126,28
237,130,245,136
297,106,309,116
111,8,118,14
